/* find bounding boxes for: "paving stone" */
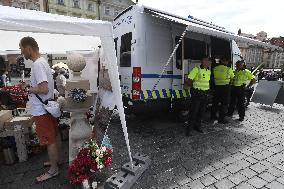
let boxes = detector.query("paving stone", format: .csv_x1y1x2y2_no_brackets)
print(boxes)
210,168,230,180
239,148,254,156
214,178,235,189
244,157,259,164
250,162,268,173
230,152,247,161
190,172,205,180
266,181,284,189
202,166,216,175
176,174,192,186
236,182,256,189
187,179,205,189
275,164,284,172
277,176,284,185
200,175,217,187
267,167,284,177
211,161,226,170
247,176,268,188
220,156,236,165
228,172,248,185
239,168,258,179
225,162,243,174
258,172,277,182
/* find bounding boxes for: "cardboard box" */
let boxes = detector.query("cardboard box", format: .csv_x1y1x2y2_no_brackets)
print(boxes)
65,80,90,91
0,110,13,131
64,93,96,110
3,116,34,131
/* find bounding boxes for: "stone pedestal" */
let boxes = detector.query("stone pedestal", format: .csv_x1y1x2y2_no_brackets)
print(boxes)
65,53,95,162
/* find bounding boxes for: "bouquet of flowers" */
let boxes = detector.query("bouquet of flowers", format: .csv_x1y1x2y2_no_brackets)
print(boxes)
68,139,113,185
68,88,88,103
1,85,28,104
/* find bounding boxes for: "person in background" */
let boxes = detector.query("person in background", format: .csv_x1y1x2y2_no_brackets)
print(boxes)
56,68,67,97
53,66,60,91
211,57,234,124
184,57,211,136
19,36,61,182
228,60,256,121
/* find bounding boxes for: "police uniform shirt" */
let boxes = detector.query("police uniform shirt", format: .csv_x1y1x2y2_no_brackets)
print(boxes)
188,66,211,91
232,69,255,87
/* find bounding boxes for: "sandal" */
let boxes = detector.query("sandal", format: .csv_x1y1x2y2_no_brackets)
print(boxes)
36,170,59,183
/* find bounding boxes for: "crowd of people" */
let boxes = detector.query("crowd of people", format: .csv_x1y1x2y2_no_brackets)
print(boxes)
257,69,284,81
185,57,256,136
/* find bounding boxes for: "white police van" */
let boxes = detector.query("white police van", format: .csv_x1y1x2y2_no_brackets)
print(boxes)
113,4,278,116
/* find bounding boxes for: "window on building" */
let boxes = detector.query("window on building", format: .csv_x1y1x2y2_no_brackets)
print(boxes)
73,0,80,8
120,32,132,67
57,0,64,5
105,6,110,15
114,9,120,17
88,3,94,11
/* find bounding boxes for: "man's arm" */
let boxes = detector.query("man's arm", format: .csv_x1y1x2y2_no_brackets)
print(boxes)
28,81,49,94
247,78,256,88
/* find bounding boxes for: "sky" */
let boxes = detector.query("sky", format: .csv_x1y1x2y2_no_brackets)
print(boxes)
136,0,283,38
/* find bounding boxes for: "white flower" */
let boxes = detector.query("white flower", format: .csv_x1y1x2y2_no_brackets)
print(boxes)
95,157,100,162
95,149,100,156
101,147,106,152
92,181,98,189
99,164,104,169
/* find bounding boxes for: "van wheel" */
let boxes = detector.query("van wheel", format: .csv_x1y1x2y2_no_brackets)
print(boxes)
177,110,189,122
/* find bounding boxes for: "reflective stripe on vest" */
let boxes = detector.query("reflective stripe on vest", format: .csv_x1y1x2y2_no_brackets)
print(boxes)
214,66,230,85
193,67,209,91
233,70,248,86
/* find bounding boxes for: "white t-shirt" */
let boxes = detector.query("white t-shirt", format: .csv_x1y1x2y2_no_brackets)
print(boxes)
27,57,54,116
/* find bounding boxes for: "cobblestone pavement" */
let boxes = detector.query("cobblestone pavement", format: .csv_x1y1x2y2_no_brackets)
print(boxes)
1,102,284,189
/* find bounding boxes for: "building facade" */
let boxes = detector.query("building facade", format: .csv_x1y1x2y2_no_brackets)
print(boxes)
0,0,47,11
48,0,134,20
264,50,284,69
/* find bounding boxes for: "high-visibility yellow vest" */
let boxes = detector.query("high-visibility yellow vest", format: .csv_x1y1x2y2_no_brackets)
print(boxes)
232,69,255,86
213,65,234,86
188,66,211,91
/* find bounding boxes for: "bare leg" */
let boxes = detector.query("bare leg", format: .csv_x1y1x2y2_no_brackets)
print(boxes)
47,143,59,173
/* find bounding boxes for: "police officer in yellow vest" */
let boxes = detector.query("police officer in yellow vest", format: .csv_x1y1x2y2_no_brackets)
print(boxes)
211,57,234,124
227,60,256,121
185,57,211,136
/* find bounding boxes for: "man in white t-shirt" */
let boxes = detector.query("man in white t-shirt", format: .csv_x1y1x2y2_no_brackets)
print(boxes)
19,37,60,182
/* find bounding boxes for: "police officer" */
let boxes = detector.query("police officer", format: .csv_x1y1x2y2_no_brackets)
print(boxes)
211,57,234,124
228,60,256,121
185,57,211,136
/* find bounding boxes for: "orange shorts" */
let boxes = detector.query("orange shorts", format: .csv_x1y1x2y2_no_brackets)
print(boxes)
33,114,59,145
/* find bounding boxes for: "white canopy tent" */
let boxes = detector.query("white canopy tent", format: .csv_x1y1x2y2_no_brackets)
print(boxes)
0,5,133,165
0,30,100,53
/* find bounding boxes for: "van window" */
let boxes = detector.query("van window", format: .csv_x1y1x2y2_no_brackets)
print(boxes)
175,37,206,69
114,37,118,56
120,32,132,67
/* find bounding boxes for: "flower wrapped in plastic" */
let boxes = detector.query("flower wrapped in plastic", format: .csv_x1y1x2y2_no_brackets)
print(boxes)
68,88,87,103
68,139,113,185
1,85,28,104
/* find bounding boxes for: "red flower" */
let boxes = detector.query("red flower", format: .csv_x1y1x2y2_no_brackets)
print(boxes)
104,156,112,167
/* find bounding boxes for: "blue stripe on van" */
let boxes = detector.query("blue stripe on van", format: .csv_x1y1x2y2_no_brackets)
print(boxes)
141,74,182,79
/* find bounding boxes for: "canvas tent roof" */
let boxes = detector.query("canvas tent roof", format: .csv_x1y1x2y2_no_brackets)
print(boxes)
143,6,282,51
0,5,133,164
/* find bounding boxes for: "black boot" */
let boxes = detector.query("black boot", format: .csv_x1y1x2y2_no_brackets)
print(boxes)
186,125,192,136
